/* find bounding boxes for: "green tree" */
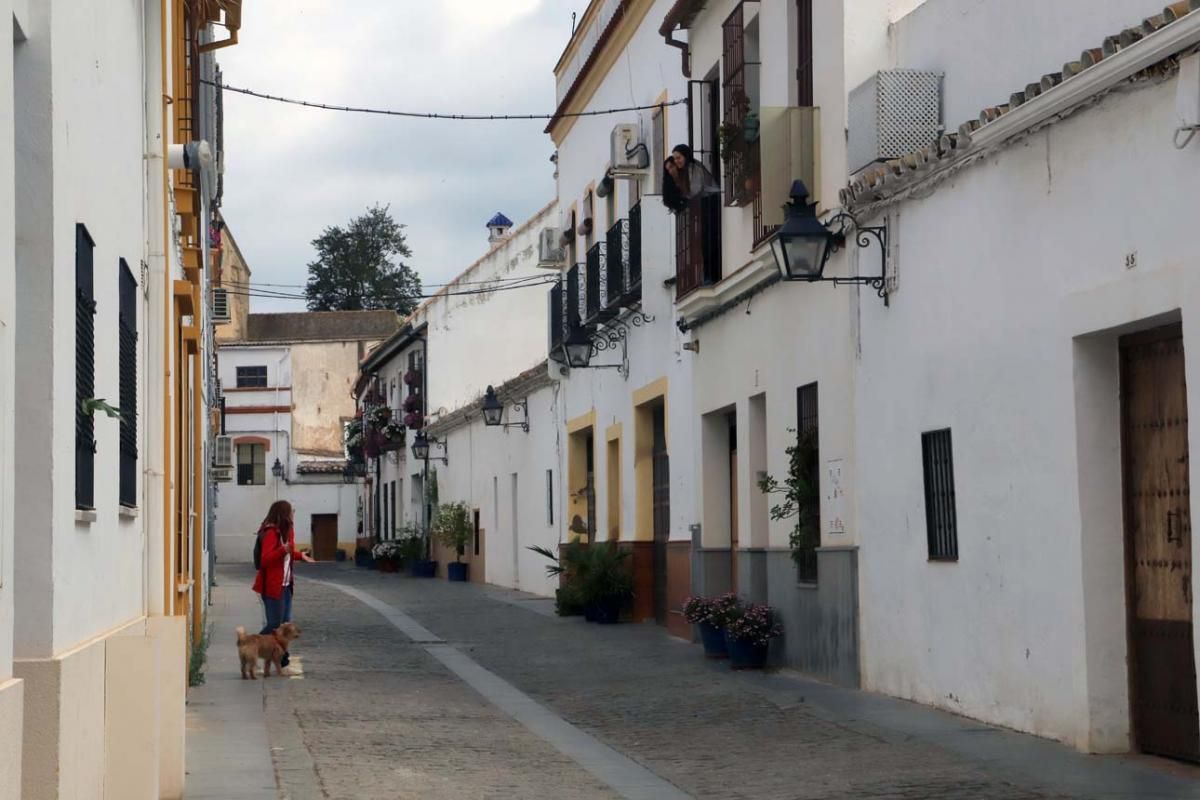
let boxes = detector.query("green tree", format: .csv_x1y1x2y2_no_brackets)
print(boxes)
304,204,422,313
758,427,820,574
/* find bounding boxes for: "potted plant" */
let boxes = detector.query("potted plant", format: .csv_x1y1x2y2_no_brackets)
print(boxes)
365,405,392,427
683,593,739,659
354,543,374,569
723,601,782,670
433,501,473,582
379,420,406,451
759,427,820,578
577,542,633,624
403,369,419,387
403,411,424,429
529,543,589,616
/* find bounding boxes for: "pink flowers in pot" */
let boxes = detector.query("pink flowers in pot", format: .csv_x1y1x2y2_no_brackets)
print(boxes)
681,593,739,627
724,602,782,647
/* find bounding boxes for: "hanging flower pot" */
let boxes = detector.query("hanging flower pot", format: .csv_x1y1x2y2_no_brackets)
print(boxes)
404,412,423,429
403,394,421,413
404,370,419,387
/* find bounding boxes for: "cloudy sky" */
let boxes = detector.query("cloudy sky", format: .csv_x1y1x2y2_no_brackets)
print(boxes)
218,1,590,312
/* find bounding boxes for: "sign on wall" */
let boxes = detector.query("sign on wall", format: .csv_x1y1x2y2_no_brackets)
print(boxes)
826,459,846,536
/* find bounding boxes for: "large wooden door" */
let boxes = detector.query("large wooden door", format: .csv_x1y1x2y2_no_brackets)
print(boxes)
652,405,671,625
311,514,338,562
1121,323,1199,762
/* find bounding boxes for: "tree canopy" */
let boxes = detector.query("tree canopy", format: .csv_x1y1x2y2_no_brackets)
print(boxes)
304,204,422,314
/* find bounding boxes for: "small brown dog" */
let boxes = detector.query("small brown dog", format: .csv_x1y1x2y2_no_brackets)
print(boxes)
236,623,300,680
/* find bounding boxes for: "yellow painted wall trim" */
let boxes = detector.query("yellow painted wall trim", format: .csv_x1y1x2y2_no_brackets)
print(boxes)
549,0,657,145
633,376,668,408
566,409,597,435
605,422,622,442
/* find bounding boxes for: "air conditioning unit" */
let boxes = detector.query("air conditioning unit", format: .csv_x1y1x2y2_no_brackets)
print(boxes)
213,434,233,467
538,227,566,269
848,69,943,174
210,465,233,483
611,124,649,173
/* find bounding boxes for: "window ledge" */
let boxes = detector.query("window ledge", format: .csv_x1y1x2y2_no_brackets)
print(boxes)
796,581,819,591
675,256,777,320
75,509,97,524
119,505,139,520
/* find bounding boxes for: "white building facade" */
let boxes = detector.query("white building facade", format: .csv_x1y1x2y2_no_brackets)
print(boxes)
845,0,1200,760
215,311,400,563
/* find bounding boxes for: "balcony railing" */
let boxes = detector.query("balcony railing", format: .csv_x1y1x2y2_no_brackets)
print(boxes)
605,220,627,309
567,263,584,331
675,195,723,301
584,242,618,326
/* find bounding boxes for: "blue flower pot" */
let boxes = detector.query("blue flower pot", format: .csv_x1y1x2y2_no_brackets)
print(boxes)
447,562,469,582
594,596,623,625
584,605,598,622
725,634,768,670
423,560,439,578
698,622,728,659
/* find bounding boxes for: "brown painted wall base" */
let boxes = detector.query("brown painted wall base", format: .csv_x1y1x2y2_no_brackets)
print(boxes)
666,541,693,640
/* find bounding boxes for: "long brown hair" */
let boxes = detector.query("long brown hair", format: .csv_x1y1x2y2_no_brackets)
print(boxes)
261,500,293,536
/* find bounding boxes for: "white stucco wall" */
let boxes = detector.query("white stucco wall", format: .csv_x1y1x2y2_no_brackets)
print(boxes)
419,203,557,417
13,0,153,658
855,40,1200,748
436,381,565,596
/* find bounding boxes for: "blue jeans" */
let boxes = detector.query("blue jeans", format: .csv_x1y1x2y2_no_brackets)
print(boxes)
260,585,294,634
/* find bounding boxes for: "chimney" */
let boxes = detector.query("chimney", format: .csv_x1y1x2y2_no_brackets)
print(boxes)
486,212,514,245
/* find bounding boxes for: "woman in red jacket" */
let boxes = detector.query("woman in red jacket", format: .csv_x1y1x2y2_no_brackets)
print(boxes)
253,501,314,647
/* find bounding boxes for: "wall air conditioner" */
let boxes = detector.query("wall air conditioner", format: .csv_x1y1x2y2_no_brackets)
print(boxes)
848,69,943,175
538,227,566,269
213,434,233,467
610,123,649,174
210,465,233,483
211,287,230,321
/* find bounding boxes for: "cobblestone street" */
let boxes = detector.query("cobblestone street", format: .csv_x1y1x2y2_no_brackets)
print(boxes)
188,565,1200,800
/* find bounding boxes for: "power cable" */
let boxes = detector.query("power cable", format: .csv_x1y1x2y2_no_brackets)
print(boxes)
205,79,686,121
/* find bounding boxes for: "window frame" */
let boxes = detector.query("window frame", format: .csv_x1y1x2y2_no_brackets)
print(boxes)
237,443,266,486
235,365,268,389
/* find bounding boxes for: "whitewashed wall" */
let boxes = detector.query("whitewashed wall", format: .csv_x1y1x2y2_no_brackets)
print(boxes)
858,3,1200,749
437,381,565,596
552,0,696,547
12,0,152,657
420,203,557,417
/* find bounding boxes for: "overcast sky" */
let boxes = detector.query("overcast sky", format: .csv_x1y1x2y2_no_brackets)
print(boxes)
218,1,590,312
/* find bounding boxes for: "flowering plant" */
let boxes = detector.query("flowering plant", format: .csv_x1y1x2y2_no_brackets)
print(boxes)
403,369,419,387
404,412,424,429
723,602,782,646
365,405,392,427
402,393,422,413
372,541,403,560
380,420,405,441
344,418,364,449
681,593,739,627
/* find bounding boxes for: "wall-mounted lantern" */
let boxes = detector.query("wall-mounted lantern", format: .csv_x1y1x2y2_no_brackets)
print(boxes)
771,180,889,300
271,458,285,480
411,430,448,465
481,385,529,432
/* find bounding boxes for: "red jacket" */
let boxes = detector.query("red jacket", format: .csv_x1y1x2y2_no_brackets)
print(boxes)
252,524,304,600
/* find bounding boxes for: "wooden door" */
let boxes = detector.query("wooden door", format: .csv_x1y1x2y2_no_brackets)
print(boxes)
652,405,671,625
311,514,338,562
1121,323,1199,762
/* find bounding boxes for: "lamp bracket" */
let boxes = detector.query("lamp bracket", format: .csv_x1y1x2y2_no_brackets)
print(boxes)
583,310,655,379
817,212,889,302
500,397,530,433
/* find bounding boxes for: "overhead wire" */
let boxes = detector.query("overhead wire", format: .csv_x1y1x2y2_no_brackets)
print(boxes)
205,79,687,121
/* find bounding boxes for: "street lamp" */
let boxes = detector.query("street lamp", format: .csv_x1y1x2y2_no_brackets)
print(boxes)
411,430,430,461
342,461,356,484
481,386,504,427
771,180,889,300
561,328,594,369
481,385,529,432
271,458,285,479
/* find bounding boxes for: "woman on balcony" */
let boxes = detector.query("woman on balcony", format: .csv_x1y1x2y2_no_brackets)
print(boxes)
662,144,719,213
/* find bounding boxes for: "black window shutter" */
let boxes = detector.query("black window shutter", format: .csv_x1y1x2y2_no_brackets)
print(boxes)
75,224,96,510
119,259,138,507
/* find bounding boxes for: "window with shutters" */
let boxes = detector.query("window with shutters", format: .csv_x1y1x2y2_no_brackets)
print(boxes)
119,259,138,508
236,365,267,388
922,429,959,561
237,443,266,486
212,288,230,321
75,224,96,510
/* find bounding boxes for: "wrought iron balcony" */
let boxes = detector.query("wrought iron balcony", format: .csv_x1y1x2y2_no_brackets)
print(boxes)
675,195,723,301
584,242,619,327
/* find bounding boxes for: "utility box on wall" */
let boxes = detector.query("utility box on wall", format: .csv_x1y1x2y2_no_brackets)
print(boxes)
848,69,943,174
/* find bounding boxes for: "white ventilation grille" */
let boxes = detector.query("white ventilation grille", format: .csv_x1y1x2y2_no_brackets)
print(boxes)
213,435,233,467
848,69,943,174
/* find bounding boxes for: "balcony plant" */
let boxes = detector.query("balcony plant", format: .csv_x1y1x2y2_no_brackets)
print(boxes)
433,501,473,582
682,593,739,659
402,394,422,413
723,601,782,670
403,369,419,387
379,420,406,451
403,412,424,430
365,405,392,427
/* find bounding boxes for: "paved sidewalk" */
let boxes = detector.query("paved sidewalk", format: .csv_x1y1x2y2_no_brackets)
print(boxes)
185,570,277,800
